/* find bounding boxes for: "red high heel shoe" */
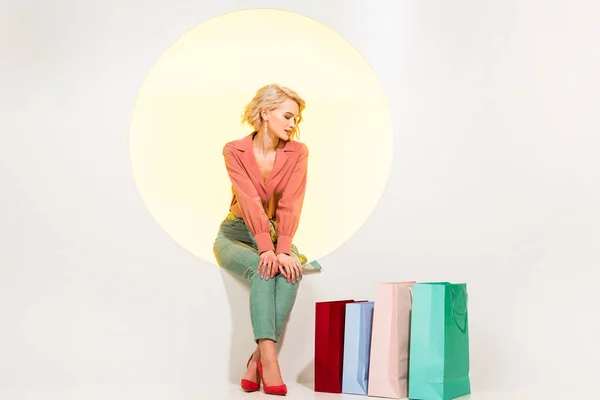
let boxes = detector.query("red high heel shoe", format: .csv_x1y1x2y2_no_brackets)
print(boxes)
240,354,260,392
257,361,288,396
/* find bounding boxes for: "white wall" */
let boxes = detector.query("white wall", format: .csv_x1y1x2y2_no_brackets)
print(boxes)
1,1,599,399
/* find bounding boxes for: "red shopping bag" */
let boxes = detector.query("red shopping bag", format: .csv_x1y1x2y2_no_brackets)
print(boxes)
314,300,361,393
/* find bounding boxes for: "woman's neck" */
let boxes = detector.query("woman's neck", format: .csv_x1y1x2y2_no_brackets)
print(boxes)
253,129,280,154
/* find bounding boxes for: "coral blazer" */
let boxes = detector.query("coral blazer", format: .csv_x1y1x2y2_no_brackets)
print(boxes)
222,132,309,255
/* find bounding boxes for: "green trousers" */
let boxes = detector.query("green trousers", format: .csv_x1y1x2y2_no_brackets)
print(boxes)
213,215,302,343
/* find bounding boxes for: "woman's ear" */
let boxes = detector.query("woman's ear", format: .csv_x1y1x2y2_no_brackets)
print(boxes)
260,108,269,121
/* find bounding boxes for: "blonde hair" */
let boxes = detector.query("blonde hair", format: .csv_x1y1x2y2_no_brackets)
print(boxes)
241,83,306,140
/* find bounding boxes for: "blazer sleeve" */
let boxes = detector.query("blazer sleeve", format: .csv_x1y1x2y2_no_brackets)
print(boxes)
222,143,274,254
275,143,309,255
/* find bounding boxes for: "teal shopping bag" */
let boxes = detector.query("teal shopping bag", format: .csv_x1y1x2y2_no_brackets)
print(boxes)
408,282,470,400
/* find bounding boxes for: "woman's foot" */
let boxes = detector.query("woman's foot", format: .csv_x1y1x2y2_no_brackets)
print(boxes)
242,351,260,383
240,349,260,391
257,339,287,395
257,360,287,396
258,359,285,387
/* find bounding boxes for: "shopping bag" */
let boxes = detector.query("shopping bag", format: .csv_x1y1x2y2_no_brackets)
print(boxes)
367,282,414,398
408,282,470,400
342,301,375,395
314,300,359,393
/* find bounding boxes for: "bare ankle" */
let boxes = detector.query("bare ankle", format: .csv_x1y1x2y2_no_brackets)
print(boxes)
260,358,279,365
257,339,277,360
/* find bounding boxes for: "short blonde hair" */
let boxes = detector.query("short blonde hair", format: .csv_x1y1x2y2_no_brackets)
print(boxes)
241,83,306,140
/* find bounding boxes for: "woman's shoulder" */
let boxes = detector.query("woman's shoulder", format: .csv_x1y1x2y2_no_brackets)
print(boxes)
288,140,308,154
223,133,254,153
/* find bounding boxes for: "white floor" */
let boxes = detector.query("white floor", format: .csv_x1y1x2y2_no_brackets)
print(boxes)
196,382,575,400
0,383,585,400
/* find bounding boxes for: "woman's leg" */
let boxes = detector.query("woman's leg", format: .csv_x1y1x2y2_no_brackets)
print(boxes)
214,232,282,385
258,338,285,387
213,219,301,387
213,234,278,342
257,254,303,387
245,346,261,383
273,252,303,341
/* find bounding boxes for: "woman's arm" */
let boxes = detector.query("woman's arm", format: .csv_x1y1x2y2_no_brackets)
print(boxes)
222,143,274,254
275,143,309,255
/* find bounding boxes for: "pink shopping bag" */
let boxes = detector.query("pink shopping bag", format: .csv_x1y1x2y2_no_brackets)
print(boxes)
367,282,415,399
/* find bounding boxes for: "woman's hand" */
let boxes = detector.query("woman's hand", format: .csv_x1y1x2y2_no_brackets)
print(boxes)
257,250,278,280
277,253,302,284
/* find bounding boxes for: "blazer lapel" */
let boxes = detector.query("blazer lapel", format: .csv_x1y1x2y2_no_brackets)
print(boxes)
233,133,266,190
265,146,291,185
232,132,296,188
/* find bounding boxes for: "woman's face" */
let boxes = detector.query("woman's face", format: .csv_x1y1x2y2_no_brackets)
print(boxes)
263,98,300,141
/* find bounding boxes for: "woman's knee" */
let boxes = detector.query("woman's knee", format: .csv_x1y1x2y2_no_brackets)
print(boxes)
214,240,260,278
250,272,278,288
276,274,302,290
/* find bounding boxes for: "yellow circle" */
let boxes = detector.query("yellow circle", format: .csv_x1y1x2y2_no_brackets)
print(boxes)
130,9,393,264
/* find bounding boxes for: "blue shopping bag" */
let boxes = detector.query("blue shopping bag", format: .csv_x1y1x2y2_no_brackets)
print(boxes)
342,301,375,395
408,282,470,400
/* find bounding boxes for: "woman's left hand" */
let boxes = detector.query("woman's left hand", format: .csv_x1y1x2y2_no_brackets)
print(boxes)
277,253,302,284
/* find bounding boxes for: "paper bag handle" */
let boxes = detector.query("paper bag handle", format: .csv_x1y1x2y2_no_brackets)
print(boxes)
451,288,468,315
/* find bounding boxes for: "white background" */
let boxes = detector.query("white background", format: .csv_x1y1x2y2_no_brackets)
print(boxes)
1,1,599,399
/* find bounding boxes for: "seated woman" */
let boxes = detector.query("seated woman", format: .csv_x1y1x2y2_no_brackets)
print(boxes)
213,83,310,396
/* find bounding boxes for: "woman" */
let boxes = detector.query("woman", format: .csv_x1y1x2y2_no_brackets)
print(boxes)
213,83,310,396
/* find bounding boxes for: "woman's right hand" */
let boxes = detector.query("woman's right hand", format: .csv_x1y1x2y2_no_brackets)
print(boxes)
257,250,278,280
